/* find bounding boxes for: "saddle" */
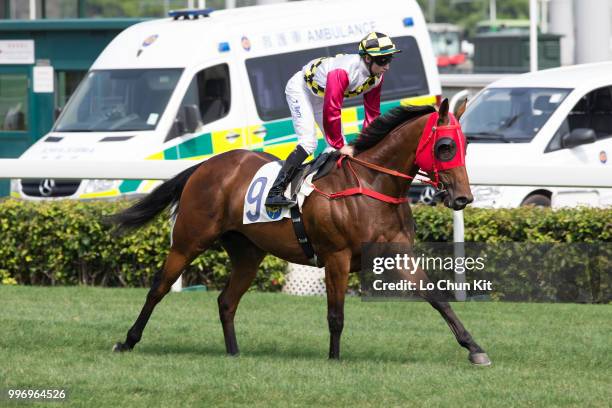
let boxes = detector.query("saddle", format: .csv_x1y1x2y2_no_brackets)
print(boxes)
242,151,339,267
289,150,340,199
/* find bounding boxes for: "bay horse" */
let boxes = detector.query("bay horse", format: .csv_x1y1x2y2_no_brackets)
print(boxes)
111,98,491,366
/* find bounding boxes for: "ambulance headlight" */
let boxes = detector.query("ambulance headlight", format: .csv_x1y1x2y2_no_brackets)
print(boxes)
83,179,120,194
10,179,20,193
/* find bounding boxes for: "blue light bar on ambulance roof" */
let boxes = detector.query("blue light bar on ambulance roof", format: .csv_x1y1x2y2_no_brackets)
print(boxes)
403,17,414,27
218,42,230,52
168,8,214,20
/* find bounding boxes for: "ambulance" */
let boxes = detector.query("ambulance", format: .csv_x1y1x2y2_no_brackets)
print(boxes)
12,0,440,199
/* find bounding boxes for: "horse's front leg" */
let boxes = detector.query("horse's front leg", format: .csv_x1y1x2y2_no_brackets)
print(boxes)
415,268,491,366
324,251,351,359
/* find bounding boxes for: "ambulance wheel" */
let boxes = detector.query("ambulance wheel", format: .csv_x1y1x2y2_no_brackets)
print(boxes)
521,193,551,207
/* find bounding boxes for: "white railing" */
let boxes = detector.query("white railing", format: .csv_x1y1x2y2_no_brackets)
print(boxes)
0,159,195,180
1,159,610,187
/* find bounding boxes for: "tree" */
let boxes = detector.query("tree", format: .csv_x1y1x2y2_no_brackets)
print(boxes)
82,0,230,18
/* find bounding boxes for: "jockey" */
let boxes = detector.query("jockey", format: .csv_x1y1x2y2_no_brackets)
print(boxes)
265,32,402,207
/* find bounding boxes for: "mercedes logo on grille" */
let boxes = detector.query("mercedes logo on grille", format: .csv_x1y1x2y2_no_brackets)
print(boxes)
419,185,436,205
38,179,56,197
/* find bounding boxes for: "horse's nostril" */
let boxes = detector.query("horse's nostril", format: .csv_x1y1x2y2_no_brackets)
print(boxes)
454,197,469,207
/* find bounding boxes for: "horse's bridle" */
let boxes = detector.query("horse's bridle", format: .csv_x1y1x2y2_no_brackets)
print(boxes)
311,112,467,204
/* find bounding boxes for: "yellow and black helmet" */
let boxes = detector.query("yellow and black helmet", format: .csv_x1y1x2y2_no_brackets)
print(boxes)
358,32,402,56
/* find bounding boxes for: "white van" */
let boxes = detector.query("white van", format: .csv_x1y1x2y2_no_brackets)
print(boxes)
12,0,440,200
461,62,612,208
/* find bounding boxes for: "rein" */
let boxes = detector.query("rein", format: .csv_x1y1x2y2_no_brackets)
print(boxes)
347,155,439,186
310,154,439,205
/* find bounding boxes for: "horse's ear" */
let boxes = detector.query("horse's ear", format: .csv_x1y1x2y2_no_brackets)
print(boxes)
438,98,449,125
454,98,468,121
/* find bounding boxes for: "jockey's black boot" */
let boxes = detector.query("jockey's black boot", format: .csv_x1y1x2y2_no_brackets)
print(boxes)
265,145,309,207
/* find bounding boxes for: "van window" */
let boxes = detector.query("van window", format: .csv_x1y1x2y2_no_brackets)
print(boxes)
246,49,321,121
56,71,87,109
178,64,231,126
462,87,570,143
246,36,429,121
55,68,182,132
547,86,612,152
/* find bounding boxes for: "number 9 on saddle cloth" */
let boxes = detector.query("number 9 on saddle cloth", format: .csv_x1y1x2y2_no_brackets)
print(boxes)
243,151,338,224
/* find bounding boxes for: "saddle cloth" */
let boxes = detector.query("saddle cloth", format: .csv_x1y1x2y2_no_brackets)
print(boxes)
242,152,337,224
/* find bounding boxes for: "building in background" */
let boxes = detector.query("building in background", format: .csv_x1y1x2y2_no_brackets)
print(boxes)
0,0,293,19
428,23,469,72
0,18,145,195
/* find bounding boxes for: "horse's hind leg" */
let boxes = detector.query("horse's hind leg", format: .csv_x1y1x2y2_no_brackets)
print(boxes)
113,247,195,352
113,213,219,352
416,268,491,366
217,232,266,356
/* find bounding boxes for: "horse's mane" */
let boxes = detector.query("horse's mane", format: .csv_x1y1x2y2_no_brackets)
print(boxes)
351,105,436,153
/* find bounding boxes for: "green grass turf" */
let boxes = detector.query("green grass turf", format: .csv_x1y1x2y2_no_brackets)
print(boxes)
0,286,610,407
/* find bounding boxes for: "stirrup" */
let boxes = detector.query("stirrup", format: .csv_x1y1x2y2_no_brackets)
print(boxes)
265,193,295,207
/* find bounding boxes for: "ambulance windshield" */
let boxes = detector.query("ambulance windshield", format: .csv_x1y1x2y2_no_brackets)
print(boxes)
54,68,183,132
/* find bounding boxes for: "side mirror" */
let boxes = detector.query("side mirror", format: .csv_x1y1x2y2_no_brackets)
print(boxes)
562,128,596,149
182,104,202,134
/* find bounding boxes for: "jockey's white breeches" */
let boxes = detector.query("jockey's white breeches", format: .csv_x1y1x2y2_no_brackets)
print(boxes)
285,71,345,155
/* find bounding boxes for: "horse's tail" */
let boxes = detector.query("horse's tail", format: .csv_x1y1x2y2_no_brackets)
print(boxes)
109,162,201,233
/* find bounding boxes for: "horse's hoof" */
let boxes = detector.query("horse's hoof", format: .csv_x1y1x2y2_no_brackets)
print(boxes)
112,342,132,353
227,352,240,358
469,352,491,366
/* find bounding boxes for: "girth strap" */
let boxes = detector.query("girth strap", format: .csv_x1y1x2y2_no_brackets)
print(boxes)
290,206,320,267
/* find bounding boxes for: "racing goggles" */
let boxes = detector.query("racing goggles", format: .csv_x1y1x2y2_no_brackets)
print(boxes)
372,54,394,66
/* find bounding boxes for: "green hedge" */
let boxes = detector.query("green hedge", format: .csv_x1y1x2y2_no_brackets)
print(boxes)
0,200,610,289
413,205,611,243
0,199,286,290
